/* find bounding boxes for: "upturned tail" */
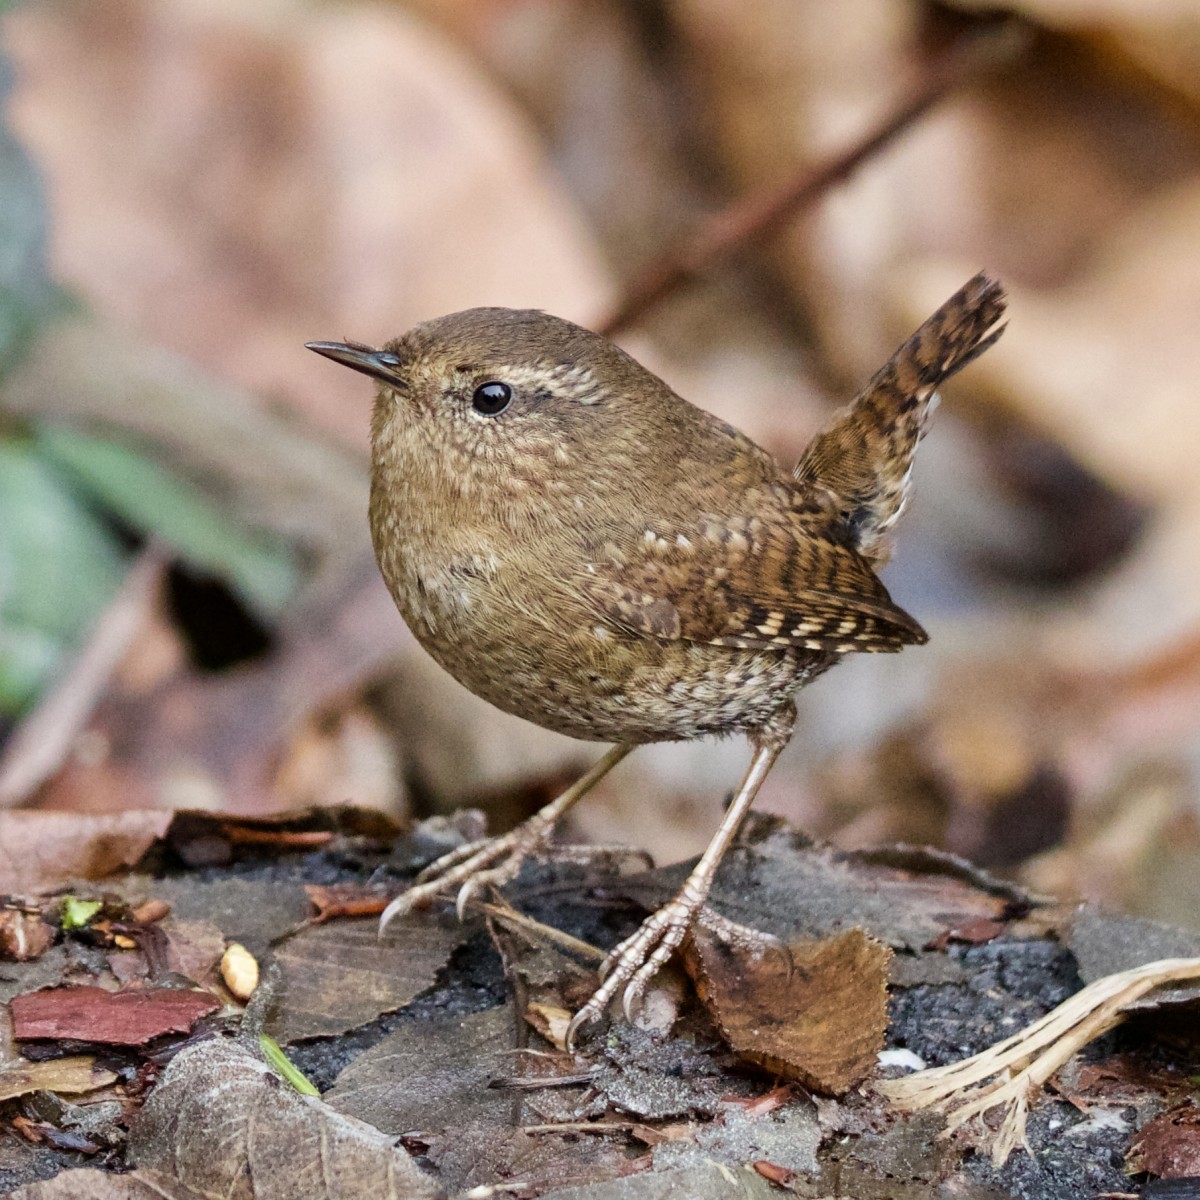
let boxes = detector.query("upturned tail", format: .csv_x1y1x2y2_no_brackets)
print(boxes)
794,272,1006,563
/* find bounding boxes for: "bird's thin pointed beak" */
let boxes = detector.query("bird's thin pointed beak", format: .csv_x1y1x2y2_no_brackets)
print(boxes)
305,340,405,386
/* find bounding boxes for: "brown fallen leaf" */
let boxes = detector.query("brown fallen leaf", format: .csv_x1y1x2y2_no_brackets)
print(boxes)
10,985,220,1045
264,913,469,1043
925,916,1009,952
0,1055,118,1103
161,919,225,990
1130,1102,1200,1179
0,909,55,962
0,811,171,893
687,925,892,1095
1067,1054,1195,1107
127,1038,438,1199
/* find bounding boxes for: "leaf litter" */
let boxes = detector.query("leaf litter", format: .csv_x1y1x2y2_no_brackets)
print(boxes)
1,810,1198,1197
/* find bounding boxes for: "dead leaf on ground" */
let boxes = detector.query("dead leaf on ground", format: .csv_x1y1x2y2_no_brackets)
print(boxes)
8,1170,211,1199
688,926,891,1095
650,1099,821,1178
0,811,170,893
623,819,1017,954
324,1004,517,1135
537,1163,780,1199
148,876,312,960
925,916,1009,952
10,985,219,1045
9,1170,207,1199
127,1038,438,1199
161,918,226,990
1064,1054,1196,1107
163,807,399,869
1069,906,1200,1007
325,1001,638,1194
1130,1103,1200,1179
0,909,56,962
0,1055,117,1102
264,912,469,1043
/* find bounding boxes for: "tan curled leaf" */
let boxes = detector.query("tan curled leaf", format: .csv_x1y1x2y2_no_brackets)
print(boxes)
688,926,891,1095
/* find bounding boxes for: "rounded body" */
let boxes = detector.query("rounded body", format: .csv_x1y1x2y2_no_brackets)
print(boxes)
370,474,829,745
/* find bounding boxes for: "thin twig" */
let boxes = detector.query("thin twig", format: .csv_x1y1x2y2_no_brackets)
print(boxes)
0,543,169,809
477,898,607,964
598,20,1026,338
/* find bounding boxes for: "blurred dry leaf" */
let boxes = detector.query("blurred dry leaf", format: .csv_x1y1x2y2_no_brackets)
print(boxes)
688,926,891,1094
128,1038,439,1199
3,0,612,449
0,810,170,893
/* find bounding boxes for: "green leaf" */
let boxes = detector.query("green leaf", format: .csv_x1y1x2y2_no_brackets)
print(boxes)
60,896,103,930
0,440,127,639
0,624,60,712
35,427,300,618
0,57,61,377
259,1035,320,1096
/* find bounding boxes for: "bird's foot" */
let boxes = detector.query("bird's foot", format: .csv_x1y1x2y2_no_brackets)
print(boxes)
564,900,788,1049
380,816,557,930
566,891,702,1049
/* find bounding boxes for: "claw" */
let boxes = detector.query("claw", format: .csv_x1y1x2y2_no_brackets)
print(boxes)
455,873,485,921
565,897,701,1048
565,1001,601,1051
378,889,416,936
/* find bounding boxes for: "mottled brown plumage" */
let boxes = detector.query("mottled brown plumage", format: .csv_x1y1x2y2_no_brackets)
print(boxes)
307,272,1006,1044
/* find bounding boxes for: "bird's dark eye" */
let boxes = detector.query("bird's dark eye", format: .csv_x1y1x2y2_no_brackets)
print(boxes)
472,381,512,416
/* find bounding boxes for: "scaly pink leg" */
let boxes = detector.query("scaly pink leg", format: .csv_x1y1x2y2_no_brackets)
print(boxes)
566,732,787,1049
380,743,634,930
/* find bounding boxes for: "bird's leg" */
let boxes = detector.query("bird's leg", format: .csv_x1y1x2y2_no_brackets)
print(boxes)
380,743,635,931
566,728,788,1049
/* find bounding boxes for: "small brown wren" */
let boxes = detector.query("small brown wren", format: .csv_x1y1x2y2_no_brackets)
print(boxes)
307,273,1006,1044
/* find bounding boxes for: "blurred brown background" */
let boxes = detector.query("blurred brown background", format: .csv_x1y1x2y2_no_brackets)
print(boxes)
1,0,1199,928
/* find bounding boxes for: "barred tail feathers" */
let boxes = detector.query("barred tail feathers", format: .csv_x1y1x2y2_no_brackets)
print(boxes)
794,273,1006,563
